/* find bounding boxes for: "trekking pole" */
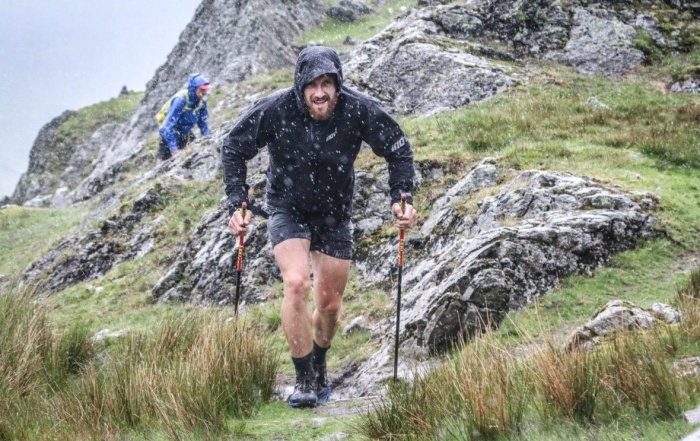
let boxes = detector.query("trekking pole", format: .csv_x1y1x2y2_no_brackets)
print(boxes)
393,194,406,382
234,202,247,316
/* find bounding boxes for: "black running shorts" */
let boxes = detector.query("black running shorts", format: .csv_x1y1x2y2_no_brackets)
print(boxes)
267,208,354,260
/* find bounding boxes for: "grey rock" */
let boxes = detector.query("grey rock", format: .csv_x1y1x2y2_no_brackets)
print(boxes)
11,111,75,205
670,78,700,94
568,300,662,350
418,0,452,5
651,302,682,323
91,328,130,342
421,157,499,236
682,427,700,441
344,7,514,116
343,316,370,336
635,13,666,46
550,8,645,76
339,167,660,396
328,0,373,23
318,433,352,441
674,357,700,378
22,185,168,295
685,404,700,424
586,96,610,109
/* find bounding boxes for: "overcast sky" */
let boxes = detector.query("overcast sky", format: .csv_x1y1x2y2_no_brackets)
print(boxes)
0,0,202,199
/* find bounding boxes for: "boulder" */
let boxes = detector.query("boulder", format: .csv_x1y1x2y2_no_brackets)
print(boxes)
327,0,373,22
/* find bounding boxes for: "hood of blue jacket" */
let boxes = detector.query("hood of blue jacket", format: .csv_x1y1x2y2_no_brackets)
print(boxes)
188,73,209,99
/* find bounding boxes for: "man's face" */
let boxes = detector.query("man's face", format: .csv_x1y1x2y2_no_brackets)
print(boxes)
303,74,338,121
196,86,210,99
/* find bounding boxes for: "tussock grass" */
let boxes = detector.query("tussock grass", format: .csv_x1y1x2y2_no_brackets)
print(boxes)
531,341,600,424
0,288,280,440
51,311,279,438
360,326,694,440
0,287,54,398
360,335,526,440
676,268,700,341
597,329,683,420
0,286,99,441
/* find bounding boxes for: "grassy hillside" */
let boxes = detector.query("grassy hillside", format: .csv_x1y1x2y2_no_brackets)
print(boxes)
1,1,700,440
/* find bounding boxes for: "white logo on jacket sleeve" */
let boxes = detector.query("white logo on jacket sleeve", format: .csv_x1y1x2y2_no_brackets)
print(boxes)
326,128,337,141
390,136,406,152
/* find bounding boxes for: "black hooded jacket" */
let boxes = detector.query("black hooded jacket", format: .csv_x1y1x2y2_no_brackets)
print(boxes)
221,46,415,220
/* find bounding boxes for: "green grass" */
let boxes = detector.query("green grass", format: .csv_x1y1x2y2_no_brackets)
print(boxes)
299,0,417,47
494,240,687,346
400,69,700,169
56,92,143,143
227,401,366,440
1,294,281,440
0,206,87,277
46,180,224,334
514,416,693,441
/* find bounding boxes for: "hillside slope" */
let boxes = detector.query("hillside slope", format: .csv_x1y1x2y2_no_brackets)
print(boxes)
1,0,699,439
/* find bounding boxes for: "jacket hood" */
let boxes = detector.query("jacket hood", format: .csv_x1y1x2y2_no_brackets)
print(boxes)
294,46,343,108
188,73,209,98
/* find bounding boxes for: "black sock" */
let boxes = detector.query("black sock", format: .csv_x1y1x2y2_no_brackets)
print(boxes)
292,352,314,379
312,340,330,367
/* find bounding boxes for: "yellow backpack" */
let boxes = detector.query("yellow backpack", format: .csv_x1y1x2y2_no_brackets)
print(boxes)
155,90,203,125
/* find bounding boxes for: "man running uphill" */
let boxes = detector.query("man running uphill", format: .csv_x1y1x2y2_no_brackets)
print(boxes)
222,46,418,408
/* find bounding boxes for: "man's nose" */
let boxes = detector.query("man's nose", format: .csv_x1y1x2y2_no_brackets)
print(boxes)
312,85,325,96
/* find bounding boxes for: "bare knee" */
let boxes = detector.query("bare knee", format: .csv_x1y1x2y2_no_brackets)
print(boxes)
284,275,310,298
316,299,341,320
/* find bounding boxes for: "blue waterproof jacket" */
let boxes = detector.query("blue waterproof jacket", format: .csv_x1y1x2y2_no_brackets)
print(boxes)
159,73,211,152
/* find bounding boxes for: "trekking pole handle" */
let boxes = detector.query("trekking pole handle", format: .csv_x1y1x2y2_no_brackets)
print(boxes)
236,202,247,272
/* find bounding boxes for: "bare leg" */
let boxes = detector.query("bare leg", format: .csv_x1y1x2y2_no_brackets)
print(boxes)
311,251,351,348
274,238,313,358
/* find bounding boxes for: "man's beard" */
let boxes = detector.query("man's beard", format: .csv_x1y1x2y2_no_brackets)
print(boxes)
307,95,337,120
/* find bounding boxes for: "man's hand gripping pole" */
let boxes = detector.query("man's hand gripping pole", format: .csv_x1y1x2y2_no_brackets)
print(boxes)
234,202,247,316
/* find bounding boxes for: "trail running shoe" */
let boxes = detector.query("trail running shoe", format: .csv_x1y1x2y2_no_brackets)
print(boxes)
288,375,318,408
315,362,331,404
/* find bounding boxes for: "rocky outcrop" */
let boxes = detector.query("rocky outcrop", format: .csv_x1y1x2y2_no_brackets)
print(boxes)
19,0,690,206
11,111,75,205
343,6,516,116
670,77,700,93
9,0,693,404
22,185,168,295
567,300,681,350
337,163,661,397
328,0,373,22
342,0,688,116
72,0,326,203
548,7,645,76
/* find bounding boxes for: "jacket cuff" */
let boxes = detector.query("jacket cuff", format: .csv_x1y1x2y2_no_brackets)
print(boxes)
390,190,413,207
228,199,248,216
